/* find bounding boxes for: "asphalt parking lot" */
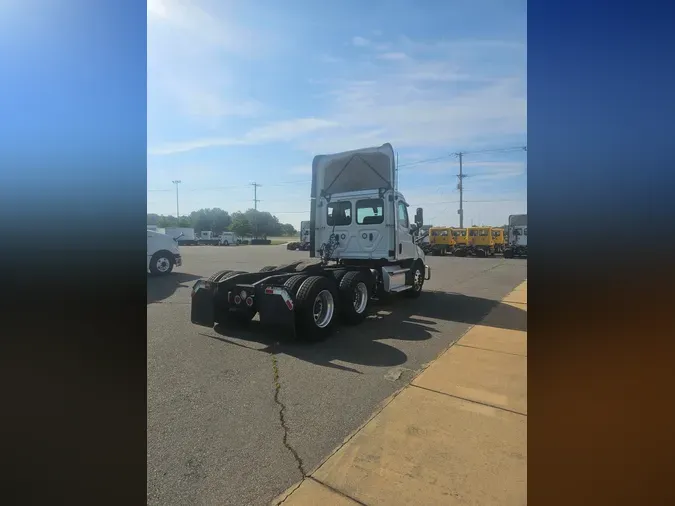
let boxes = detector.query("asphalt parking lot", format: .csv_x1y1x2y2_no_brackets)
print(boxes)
147,245,528,506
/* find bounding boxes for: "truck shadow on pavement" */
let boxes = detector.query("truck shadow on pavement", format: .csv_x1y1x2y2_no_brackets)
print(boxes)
147,272,202,305
203,289,526,373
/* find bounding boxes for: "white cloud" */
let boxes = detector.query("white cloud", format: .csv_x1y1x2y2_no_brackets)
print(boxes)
288,165,312,175
377,52,409,61
147,0,275,127
352,36,370,47
149,118,339,155
296,36,526,155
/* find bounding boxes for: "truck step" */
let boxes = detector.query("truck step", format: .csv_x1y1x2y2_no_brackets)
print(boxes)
389,285,412,293
390,268,410,275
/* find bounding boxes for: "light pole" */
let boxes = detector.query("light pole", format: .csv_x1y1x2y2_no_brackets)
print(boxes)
172,180,181,223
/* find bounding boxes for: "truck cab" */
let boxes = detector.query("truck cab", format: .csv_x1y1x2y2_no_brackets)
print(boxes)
504,214,527,258
313,189,422,262
147,230,182,275
310,143,425,265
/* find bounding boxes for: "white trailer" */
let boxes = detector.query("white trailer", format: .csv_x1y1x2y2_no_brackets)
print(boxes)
190,143,431,341
164,227,197,246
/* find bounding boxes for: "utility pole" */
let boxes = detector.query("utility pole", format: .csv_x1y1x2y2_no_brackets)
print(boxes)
251,182,261,238
456,153,466,228
251,182,261,210
172,180,181,223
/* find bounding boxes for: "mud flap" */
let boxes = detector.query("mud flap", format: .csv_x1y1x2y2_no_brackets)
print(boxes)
190,280,216,327
256,285,297,338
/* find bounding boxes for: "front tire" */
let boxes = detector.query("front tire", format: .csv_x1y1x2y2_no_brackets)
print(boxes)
295,276,338,341
149,251,174,276
404,263,424,298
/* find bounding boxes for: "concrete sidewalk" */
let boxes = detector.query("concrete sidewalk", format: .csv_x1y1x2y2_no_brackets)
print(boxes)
275,281,527,506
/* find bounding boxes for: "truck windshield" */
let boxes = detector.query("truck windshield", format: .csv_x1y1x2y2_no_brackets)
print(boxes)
327,201,352,226
356,198,384,225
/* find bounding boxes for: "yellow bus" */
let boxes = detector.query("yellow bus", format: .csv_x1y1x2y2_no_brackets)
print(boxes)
491,228,505,253
428,227,455,256
467,226,495,257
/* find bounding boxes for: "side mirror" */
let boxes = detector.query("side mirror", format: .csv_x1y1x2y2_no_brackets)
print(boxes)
414,207,423,227
410,223,418,233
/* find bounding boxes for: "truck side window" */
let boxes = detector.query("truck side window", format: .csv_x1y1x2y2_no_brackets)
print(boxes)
327,201,352,226
356,199,384,225
397,201,409,228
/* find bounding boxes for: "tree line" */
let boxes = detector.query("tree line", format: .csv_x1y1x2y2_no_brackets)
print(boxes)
147,208,298,238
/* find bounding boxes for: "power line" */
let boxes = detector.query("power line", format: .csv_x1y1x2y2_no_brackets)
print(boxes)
453,146,526,227
266,198,525,215
147,179,311,193
148,146,526,193
397,146,526,170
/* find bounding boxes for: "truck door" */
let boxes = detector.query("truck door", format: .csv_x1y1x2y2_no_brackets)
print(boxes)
396,200,416,259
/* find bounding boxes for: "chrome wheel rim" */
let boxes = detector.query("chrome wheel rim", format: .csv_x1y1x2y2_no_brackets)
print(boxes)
156,257,171,273
353,282,368,314
413,269,423,291
313,289,335,328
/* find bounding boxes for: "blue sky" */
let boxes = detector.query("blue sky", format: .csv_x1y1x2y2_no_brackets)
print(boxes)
147,0,527,228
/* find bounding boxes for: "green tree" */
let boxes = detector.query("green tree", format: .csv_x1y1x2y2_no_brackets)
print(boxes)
229,212,252,237
243,209,281,238
147,213,162,226
280,223,297,236
188,208,232,234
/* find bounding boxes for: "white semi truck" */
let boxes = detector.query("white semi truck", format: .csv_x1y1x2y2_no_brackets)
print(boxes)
147,230,182,275
190,143,431,341
504,214,527,258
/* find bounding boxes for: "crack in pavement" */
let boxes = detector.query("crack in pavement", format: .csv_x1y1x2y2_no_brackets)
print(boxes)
271,353,307,478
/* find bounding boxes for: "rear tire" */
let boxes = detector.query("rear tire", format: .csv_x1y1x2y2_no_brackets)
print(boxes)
284,274,308,297
295,276,338,341
331,269,349,285
504,249,514,259
338,271,370,325
208,270,233,282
